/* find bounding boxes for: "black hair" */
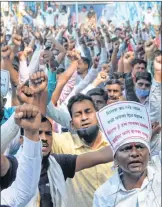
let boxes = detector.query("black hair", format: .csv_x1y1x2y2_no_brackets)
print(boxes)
110,72,124,80
147,7,152,10
153,50,162,59
131,59,147,68
41,115,53,130
56,68,65,75
105,79,124,91
20,116,52,137
135,72,152,83
87,88,108,102
81,56,90,69
83,6,87,9
67,93,96,117
115,27,122,32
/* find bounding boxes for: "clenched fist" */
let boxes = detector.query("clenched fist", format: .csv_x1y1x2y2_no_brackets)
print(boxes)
66,50,81,61
144,39,157,58
15,103,41,137
93,71,109,87
1,45,14,61
30,71,48,94
123,51,135,65
12,34,22,47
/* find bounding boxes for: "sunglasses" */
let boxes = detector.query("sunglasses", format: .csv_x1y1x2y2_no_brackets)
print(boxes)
137,82,151,88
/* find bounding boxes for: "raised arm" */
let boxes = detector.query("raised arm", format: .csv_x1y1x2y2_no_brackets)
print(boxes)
1,104,42,207
51,51,79,105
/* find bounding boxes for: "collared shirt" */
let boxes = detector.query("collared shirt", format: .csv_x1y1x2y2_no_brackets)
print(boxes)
52,132,113,207
0,107,15,126
93,165,161,207
1,136,42,207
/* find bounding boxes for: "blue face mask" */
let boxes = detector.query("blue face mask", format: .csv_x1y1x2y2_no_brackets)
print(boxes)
135,87,150,98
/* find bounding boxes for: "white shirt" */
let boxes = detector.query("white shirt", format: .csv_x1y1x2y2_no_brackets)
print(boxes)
93,164,161,207
57,8,70,27
1,136,42,207
79,11,88,24
1,112,19,154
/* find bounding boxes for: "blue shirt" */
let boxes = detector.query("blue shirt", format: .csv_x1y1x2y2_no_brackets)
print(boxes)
1,107,15,126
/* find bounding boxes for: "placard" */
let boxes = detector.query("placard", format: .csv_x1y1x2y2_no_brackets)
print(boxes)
97,101,152,152
1,70,10,97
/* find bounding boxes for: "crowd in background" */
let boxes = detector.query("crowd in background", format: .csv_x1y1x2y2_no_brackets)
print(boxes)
0,2,161,207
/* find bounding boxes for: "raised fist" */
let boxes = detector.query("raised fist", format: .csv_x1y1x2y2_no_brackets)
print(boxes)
1,45,14,61
30,71,48,94
42,50,53,63
123,51,135,64
113,40,120,51
93,71,109,87
154,53,162,81
66,50,81,61
92,56,100,69
144,39,157,57
16,82,37,105
14,103,41,134
12,34,22,46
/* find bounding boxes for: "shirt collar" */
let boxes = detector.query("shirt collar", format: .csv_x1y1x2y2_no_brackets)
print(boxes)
108,166,156,195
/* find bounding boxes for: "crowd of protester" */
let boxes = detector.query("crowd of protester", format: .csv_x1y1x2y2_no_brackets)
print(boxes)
0,2,161,207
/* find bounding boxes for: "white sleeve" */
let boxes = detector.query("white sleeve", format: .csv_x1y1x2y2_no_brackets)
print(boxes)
46,101,71,130
19,59,30,83
62,68,98,106
28,49,41,74
98,47,108,70
1,136,42,207
1,113,20,154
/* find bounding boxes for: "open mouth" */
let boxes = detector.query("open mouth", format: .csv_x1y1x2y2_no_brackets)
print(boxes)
129,161,142,167
81,123,91,128
42,141,49,150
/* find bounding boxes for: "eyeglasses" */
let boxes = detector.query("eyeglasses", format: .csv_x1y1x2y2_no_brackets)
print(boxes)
137,82,151,88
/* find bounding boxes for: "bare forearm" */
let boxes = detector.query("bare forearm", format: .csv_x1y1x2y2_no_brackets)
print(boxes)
11,85,21,106
75,145,113,172
124,63,132,73
111,50,118,71
118,57,124,73
1,154,10,177
51,61,78,105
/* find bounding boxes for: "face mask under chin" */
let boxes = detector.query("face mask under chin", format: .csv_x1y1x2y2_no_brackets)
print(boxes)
76,125,99,144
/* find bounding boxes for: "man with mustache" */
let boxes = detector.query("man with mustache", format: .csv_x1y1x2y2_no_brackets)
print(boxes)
15,71,113,207
18,115,113,207
51,93,113,207
93,102,161,207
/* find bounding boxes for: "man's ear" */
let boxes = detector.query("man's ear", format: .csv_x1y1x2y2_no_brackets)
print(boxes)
3,98,7,107
70,120,75,130
114,155,119,167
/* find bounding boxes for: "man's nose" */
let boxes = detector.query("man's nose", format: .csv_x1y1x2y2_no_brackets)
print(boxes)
81,113,88,121
130,147,140,157
40,132,47,141
109,91,114,97
141,84,146,89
